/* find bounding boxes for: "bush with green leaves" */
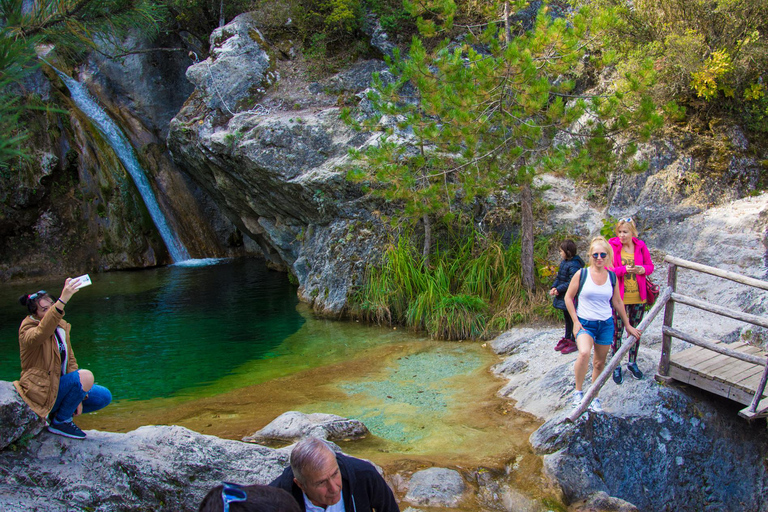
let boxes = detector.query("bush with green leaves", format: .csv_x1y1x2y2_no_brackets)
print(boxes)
582,0,768,131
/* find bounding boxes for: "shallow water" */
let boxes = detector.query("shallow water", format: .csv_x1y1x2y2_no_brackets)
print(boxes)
1,259,552,507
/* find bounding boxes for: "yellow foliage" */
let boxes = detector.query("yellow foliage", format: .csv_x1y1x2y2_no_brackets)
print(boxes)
690,50,733,100
745,83,765,101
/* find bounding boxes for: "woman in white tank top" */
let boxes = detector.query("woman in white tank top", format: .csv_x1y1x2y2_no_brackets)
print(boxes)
563,236,642,413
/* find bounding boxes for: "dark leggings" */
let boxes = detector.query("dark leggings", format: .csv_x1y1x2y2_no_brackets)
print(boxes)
612,303,646,363
563,310,575,341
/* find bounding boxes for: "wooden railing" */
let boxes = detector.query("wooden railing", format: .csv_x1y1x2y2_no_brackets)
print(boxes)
567,255,768,422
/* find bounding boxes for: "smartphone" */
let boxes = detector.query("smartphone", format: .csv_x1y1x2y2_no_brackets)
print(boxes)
74,274,92,289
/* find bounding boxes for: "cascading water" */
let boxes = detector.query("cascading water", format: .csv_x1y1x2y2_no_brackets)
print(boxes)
55,70,191,263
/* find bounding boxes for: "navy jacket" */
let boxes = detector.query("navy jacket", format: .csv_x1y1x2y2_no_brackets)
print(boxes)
551,255,585,310
269,452,400,512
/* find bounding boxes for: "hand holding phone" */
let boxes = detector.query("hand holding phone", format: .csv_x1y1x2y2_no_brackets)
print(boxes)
74,274,92,289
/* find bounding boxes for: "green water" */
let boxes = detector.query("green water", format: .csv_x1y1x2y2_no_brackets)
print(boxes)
0,259,303,400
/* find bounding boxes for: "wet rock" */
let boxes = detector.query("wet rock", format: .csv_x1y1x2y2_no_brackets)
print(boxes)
242,411,369,443
0,381,45,451
404,467,465,507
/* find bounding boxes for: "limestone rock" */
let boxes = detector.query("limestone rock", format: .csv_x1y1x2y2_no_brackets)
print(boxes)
404,467,466,507
186,13,275,114
242,411,369,443
0,424,289,512
0,381,45,451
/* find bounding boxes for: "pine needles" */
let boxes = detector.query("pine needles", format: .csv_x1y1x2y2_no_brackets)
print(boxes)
351,231,556,341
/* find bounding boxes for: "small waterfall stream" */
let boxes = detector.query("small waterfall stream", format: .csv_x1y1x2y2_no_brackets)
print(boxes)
55,70,191,263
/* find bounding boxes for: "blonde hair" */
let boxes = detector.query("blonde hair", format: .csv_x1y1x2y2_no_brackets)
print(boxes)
588,236,613,265
615,218,638,237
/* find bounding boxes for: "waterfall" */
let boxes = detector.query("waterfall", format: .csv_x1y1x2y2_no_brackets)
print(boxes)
55,70,191,263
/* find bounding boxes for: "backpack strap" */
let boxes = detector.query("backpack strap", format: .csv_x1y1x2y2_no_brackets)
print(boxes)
577,268,617,299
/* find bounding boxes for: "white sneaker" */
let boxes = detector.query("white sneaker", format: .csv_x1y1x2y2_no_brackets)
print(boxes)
572,390,584,407
589,397,603,413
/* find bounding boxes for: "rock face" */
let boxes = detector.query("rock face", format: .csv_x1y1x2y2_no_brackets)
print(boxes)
0,382,44,451
0,424,290,512
242,411,369,443
168,13,387,315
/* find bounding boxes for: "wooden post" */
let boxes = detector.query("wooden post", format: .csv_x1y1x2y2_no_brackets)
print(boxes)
657,263,677,379
748,359,768,415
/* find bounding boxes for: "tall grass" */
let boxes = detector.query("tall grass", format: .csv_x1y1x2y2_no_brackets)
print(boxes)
351,231,558,340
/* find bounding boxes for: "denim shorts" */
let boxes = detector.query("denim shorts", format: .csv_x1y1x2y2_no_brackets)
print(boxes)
577,317,614,346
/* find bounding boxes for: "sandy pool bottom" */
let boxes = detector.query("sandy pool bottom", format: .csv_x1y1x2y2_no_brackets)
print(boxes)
79,338,554,507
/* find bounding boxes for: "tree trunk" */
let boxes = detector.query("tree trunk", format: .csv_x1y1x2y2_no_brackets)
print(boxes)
219,0,225,27
422,213,432,268
504,1,513,45
521,181,535,291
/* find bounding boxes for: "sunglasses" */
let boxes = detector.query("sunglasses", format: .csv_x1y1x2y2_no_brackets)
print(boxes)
221,482,247,512
619,217,633,223
592,252,608,259
28,290,47,301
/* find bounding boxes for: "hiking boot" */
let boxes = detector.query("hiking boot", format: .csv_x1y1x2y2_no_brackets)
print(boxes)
48,420,86,439
554,338,569,351
572,390,584,407
627,362,644,380
589,398,603,413
560,340,578,354
612,366,623,385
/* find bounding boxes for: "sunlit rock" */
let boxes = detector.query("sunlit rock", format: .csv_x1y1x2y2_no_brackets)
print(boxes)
242,411,369,444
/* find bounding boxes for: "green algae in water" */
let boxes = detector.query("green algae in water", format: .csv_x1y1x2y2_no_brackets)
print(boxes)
310,344,485,447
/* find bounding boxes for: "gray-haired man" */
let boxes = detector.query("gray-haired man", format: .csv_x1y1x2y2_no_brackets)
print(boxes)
269,437,400,512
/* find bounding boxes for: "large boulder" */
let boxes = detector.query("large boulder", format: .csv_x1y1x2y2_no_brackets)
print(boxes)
0,381,45,451
242,411,369,444
168,14,387,315
0,424,289,512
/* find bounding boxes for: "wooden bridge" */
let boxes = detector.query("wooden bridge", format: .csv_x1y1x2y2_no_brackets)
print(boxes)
569,255,768,422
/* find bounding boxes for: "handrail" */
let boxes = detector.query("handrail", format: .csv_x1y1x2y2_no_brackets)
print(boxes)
664,255,768,291
566,287,672,422
662,326,767,366
670,293,768,329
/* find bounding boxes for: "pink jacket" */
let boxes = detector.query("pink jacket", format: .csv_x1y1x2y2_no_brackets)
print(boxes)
608,236,654,302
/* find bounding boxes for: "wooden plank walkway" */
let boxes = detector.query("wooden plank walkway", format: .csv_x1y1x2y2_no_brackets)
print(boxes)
666,341,768,412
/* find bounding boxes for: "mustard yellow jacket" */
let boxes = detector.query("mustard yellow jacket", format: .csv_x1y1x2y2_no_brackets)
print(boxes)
13,306,78,419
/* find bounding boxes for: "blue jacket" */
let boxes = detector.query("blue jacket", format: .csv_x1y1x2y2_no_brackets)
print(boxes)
551,255,585,310
269,452,400,512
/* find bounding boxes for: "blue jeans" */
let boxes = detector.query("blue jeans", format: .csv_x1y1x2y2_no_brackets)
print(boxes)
577,317,615,346
51,370,112,424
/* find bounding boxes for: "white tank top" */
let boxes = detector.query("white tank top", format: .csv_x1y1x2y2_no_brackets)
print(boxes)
577,269,614,321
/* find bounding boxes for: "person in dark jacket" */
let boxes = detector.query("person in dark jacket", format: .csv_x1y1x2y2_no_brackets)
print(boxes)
269,437,399,512
549,239,585,355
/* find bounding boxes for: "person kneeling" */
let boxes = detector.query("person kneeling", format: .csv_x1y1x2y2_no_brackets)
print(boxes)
14,278,112,439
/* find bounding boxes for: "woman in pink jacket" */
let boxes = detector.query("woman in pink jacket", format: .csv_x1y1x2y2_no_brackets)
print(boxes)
609,218,654,384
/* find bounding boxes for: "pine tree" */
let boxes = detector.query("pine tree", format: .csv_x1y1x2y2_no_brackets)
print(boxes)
345,1,663,290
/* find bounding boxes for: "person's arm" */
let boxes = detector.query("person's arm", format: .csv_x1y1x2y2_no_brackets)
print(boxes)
634,242,654,276
564,271,582,339
612,280,641,339
19,307,63,352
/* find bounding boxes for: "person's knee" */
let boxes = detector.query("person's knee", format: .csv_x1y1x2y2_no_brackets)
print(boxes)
78,369,94,391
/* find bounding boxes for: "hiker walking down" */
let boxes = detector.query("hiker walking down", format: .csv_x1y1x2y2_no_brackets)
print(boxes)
564,236,641,413
609,217,655,383
549,239,585,355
